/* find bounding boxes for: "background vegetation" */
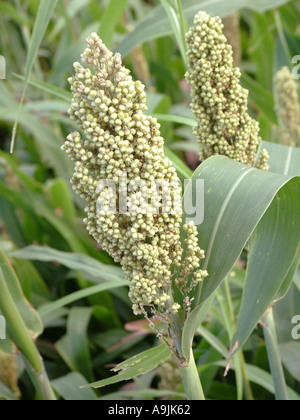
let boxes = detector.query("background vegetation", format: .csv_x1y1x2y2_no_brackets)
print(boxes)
0,0,299,400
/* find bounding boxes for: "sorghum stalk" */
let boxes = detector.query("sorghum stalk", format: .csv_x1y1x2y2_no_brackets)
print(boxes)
62,34,208,396
179,349,205,400
0,269,56,400
185,11,269,170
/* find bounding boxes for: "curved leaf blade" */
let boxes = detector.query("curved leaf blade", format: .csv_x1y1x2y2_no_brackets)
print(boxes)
119,0,291,56
82,344,172,389
181,156,299,359
232,178,300,352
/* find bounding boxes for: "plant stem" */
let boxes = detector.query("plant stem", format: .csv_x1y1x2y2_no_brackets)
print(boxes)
179,349,205,400
262,308,289,401
0,268,56,400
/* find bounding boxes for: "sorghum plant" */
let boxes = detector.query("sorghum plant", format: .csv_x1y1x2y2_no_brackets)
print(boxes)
60,8,300,400
0,0,299,403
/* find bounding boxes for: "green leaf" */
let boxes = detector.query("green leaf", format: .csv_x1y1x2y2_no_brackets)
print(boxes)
0,252,43,338
52,373,98,401
10,246,125,284
259,142,300,176
215,361,300,400
56,307,94,382
98,0,128,47
276,249,300,301
38,280,128,318
48,178,77,226
12,74,72,102
119,0,291,56
181,156,300,360
232,178,300,353
279,342,300,382
82,344,172,389
10,0,59,152
197,325,229,359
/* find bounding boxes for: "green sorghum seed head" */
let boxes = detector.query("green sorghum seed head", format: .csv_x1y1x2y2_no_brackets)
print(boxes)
62,33,207,313
274,66,300,147
185,11,269,170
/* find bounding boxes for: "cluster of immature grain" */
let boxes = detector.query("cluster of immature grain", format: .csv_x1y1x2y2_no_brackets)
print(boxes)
185,11,269,170
274,66,300,147
62,33,207,317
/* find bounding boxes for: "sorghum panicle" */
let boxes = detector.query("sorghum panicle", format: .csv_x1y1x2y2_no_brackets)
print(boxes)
274,66,300,147
62,33,207,314
185,11,269,170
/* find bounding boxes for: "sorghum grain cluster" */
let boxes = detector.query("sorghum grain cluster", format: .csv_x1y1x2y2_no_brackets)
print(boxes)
185,11,269,170
62,34,207,314
274,66,300,147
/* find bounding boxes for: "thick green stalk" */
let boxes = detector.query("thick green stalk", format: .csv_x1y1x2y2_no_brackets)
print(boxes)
179,349,205,400
0,269,56,400
262,308,289,401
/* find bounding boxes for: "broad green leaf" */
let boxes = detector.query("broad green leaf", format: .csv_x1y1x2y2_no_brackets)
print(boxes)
294,267,300,291
197,325,228,359
83,344,172,389
11,246,125,284
56,307,94,382
276,249,300,301
215,361,300,400
12,74,72,102
52,373,98,401
274,283,300,343
232,179,300,353
38,280,128,318
11,0,59,152
98,0,128,47
119,0,291,56
279,342,300,382
241,74,277,124
274,10,292,73
0,252,43,338
259,142,300,299
181,156,300,360
260,141,300,176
